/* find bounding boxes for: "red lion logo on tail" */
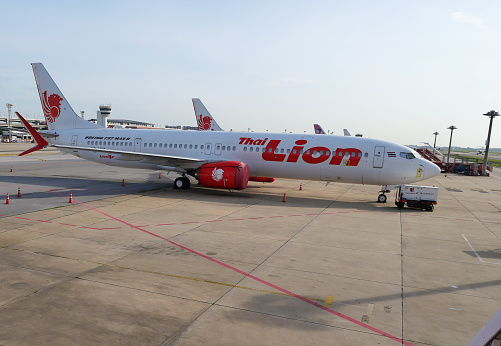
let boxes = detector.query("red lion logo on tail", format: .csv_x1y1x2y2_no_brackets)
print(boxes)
197,114,213,131
42,91,63,123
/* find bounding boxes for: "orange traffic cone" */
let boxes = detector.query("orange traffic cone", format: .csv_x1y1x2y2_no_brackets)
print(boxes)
17,187,21,198
122,179,125,186
299,183,302,191
10,166,13,172
6,193,11,205
159,172,162,179
282,193,287,202
68,193,74,203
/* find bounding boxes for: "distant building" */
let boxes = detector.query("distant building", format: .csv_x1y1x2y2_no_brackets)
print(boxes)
165,125,198,131
89,118,156,128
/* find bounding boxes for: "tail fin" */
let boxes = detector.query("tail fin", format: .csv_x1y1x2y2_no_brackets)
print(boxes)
192,98,224,131
313,124,325,134
343,129,351,136
32,63,100,130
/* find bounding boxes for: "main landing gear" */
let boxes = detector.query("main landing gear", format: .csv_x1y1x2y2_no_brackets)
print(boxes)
174,176,191,190
377,187,390,203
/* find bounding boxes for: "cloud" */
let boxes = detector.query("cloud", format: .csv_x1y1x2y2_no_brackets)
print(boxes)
451,12,485,28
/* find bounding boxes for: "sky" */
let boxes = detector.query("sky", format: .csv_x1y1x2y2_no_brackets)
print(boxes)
1,0,501,148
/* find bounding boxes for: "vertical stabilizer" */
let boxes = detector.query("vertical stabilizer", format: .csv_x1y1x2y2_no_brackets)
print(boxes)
192,98,224,131
32,63,101,130
314,124,326,134
343,129,351,136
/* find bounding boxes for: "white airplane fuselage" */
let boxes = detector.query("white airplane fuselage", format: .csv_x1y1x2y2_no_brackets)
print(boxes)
48,127,439,186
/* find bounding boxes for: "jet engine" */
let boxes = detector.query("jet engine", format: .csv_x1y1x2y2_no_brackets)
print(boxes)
197,161,249,190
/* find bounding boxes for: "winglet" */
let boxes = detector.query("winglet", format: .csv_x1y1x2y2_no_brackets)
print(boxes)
16,112,49,156
192,98,224,131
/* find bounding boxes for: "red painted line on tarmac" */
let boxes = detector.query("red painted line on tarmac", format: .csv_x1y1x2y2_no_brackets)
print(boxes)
206,220,223,223
181,221,200,224
14,217,30,220
269,216,284,218
156,223,176,226
36,220,53,223
46,189,413,346
306,213,318,215
59,223,77,227
248,217,264,219
338,211,350,213
227,218,245,221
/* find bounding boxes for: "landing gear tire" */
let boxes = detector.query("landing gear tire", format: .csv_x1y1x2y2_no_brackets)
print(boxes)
174,176,190,190
377,194,387,203
396,202,405,209
427,205,434,212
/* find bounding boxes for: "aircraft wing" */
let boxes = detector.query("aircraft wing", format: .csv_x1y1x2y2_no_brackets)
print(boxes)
53,145,206,171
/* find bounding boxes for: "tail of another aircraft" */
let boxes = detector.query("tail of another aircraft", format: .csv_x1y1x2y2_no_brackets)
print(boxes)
32,63,100,130
343,129,351,136
192,98,223,131
313,124,325,134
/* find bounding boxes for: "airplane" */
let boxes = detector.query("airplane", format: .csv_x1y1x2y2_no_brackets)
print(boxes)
18,63,440,203
192,98,275,183
343,129,351,136
314,124,326,134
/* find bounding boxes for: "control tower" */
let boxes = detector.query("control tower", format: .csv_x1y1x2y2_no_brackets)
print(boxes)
97,105,112,127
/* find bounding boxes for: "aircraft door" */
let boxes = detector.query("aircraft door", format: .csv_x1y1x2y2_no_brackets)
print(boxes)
215,143,222,156
373,146,385,168
71,135,78,146
205,142,212,155
134,138,142,152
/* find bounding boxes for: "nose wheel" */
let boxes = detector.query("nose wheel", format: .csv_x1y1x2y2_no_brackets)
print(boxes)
377,187,390,203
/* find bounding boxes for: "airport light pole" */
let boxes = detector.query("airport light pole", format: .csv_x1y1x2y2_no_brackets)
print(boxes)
482,110,499,176
433,132,439,149
6,103,13,142
446,126,457,164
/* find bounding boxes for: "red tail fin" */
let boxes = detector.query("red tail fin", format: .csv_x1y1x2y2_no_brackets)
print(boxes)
16,112,49,156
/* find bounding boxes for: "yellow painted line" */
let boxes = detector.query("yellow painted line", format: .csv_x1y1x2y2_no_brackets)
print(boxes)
12,249,331,304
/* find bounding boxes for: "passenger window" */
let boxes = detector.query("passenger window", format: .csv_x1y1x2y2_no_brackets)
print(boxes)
144,143,147,147
189,144,193,149
249,147,253,152
256,147,260,152
351,152,355,157
364,152,368,158
201,145,204,149
358,152,362,157
149,143,152,147
287,149,290,154
169,144,173,148
174,144,177,148
244,147,248,152
293,149,297,154
184,144,187,149
280,148,284,153
99,141,102,145
154,143,157,148
306,150,310,155
326,150,330,156
195,145,198,149
233,146,236,151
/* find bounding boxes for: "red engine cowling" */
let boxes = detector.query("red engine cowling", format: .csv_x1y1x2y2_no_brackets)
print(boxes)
249,177,276,183
198,161,249,190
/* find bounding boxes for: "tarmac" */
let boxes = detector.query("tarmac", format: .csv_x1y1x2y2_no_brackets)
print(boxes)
1,143,501,345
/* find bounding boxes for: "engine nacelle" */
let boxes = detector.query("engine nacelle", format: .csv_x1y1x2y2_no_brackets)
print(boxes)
198,161,249,190
249,177,276,183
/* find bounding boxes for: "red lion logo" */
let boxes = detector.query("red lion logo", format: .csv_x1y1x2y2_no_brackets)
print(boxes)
197,114,213,131
42,91,63,123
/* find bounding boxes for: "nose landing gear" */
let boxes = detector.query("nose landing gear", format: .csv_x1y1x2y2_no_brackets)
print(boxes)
377,187,391,203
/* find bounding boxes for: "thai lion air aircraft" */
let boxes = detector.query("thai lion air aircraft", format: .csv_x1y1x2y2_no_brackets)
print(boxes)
18,63,440,202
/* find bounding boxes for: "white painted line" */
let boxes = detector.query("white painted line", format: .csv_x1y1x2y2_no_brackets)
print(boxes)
462,234,501,265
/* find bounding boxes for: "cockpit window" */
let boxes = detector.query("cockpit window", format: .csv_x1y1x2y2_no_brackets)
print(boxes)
400,152,415,159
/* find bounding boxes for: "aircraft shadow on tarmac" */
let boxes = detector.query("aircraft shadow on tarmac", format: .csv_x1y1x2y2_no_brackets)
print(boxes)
0,174,429,213
464,249,501,260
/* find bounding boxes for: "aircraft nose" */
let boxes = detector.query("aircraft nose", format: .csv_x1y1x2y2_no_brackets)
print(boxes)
424,160,441,179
